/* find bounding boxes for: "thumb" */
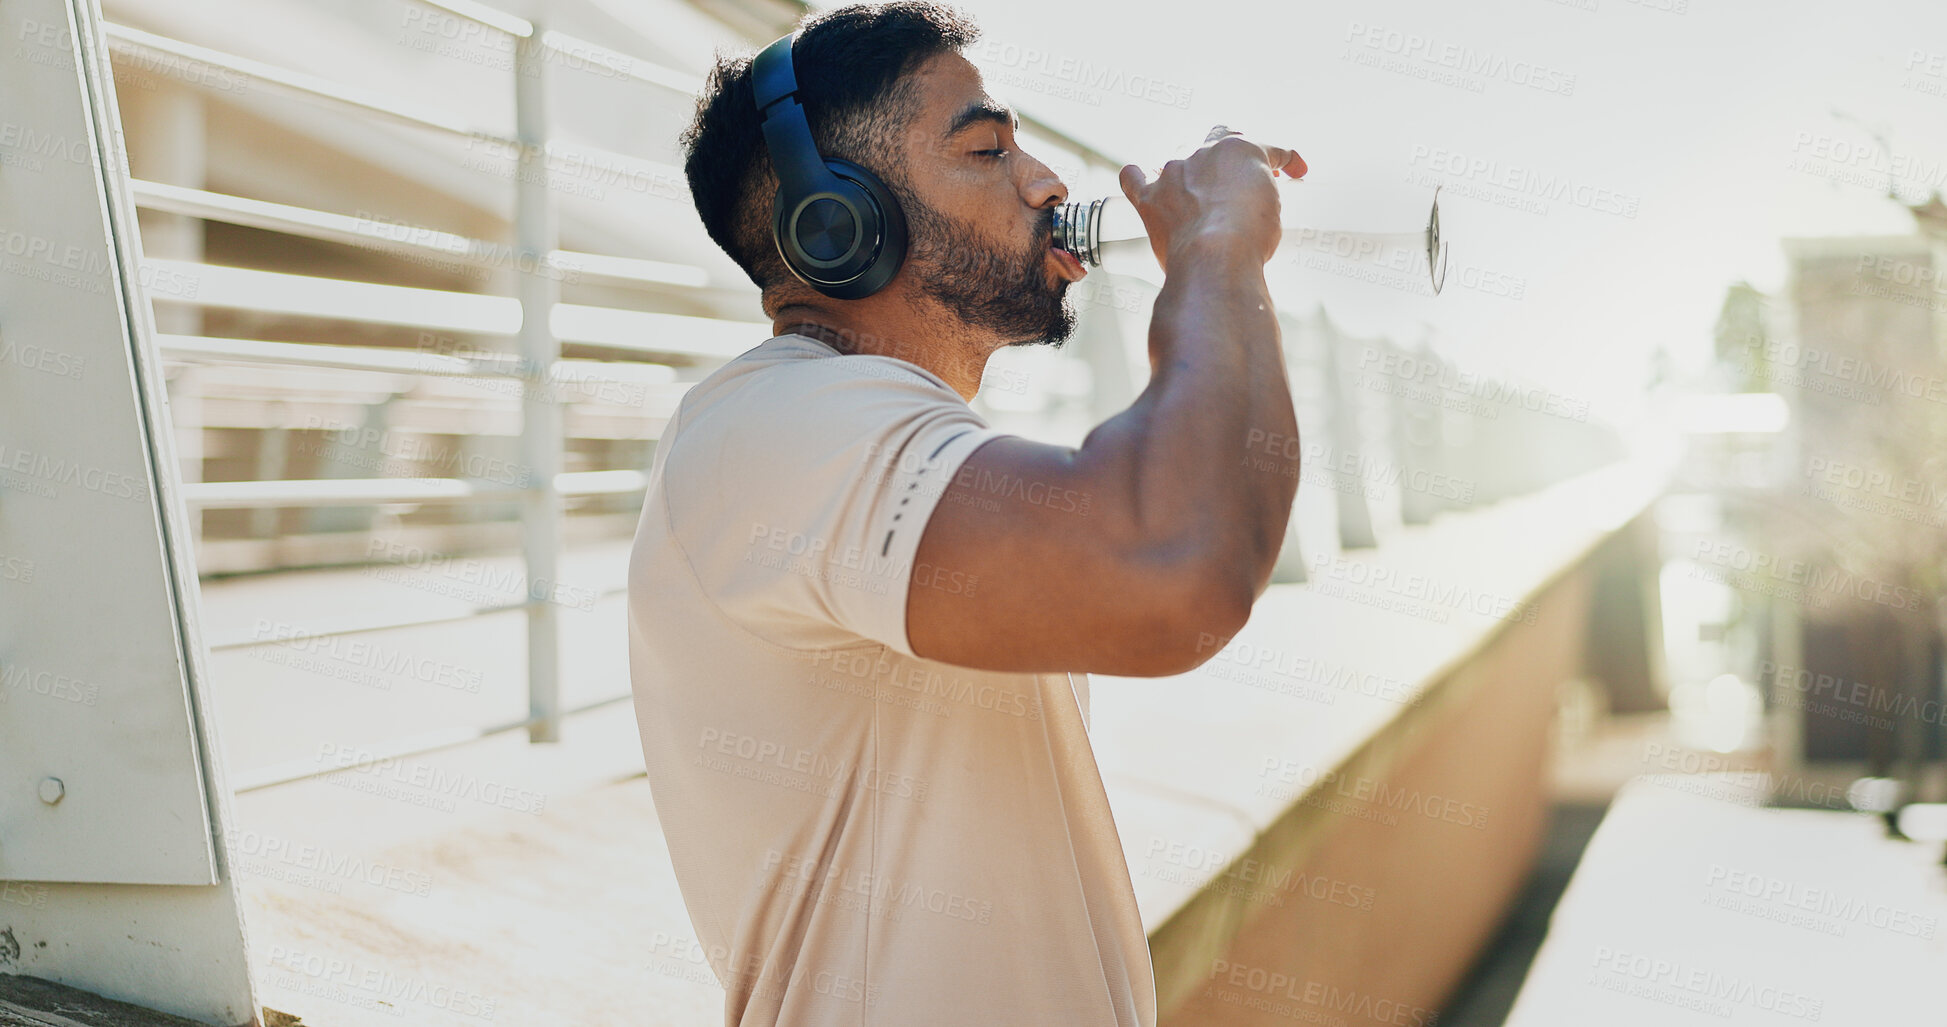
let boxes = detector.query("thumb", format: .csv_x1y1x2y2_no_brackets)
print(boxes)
1118,163,1147,203
1266,146,1307,180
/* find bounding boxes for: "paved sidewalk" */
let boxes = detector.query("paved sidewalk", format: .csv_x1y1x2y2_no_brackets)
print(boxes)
201,539,710,1024
236,755,711,1026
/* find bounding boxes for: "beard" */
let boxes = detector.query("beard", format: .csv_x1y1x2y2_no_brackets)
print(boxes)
899,196,1076,347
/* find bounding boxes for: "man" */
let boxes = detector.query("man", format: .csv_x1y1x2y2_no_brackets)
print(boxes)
628,4,1302,1024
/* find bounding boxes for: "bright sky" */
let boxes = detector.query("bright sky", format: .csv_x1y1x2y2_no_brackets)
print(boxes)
936,0,1947,423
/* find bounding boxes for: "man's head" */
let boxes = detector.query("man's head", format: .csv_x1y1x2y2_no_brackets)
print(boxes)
682,2,1080,349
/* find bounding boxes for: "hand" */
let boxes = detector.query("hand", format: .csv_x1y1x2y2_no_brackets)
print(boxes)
1117,127,1306,271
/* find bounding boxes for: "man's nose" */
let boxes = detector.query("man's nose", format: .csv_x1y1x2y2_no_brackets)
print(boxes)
1023,158,1067,208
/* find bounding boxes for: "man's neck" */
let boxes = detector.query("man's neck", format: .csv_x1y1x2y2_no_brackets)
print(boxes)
771,309,998,402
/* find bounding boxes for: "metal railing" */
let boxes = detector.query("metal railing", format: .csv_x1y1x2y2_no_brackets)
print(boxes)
103,1,734,783
106,0,1130,791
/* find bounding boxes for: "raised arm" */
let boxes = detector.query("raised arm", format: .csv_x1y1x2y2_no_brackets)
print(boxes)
907,135,1305,676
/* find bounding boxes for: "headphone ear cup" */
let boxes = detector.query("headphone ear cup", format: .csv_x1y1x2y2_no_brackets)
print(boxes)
823,158,907,299
772,159,908,301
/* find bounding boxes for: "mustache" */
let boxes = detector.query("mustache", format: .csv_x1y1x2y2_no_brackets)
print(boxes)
1035,207,1056,250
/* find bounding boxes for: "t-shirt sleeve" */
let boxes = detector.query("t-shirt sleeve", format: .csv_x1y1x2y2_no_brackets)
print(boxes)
662,357,1009,657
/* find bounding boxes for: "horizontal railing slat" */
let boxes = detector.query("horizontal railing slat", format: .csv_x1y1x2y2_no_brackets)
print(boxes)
130,179,708,289
159,333,496,377
411,0,533,38
147,257,519,333
103,22,516,146
538,28,703,94
185,477,517,507
550,303,761,360
182,470,648,508
144,260,765,360
156,335,692,393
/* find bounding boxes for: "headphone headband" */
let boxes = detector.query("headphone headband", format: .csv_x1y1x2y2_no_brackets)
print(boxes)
750,33,799,111
751,34,838,206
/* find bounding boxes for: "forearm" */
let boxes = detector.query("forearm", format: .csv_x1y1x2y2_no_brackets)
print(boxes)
1230,269,1301,594
1078,236,1299,595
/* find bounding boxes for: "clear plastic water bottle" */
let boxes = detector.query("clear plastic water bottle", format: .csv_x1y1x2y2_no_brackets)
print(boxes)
1053,185,1447,294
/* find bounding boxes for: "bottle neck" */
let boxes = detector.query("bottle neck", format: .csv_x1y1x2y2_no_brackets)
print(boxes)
1051,197,1126,268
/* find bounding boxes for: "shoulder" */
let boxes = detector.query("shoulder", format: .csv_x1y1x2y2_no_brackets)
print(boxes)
671,337,975,456
657,336,989,515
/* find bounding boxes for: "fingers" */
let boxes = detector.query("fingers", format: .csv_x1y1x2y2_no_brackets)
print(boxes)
1120,140,1303,201
1270,147,1308,180
1256,146,1305,179
1201,133,1307,180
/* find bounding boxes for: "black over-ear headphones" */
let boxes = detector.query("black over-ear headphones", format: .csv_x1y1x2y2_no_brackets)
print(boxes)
751,32,908,300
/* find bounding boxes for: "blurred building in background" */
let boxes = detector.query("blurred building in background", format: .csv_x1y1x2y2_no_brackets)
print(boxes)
1669,190,1947,801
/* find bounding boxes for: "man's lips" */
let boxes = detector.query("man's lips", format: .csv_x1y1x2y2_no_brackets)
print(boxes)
1047,244,1087,282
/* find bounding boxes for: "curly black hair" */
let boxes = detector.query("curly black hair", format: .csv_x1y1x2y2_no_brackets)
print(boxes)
680,3,979,295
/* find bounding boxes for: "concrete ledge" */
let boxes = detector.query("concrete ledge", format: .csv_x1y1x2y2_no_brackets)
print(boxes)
0,975,296,1027
1087,459,1664,1022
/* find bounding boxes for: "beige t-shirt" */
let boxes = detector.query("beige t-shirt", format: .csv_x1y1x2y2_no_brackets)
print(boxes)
628,334,1156,1027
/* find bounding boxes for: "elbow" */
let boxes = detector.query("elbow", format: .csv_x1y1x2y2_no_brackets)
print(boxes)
1178,570,1258,672
1122,565,1257,677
